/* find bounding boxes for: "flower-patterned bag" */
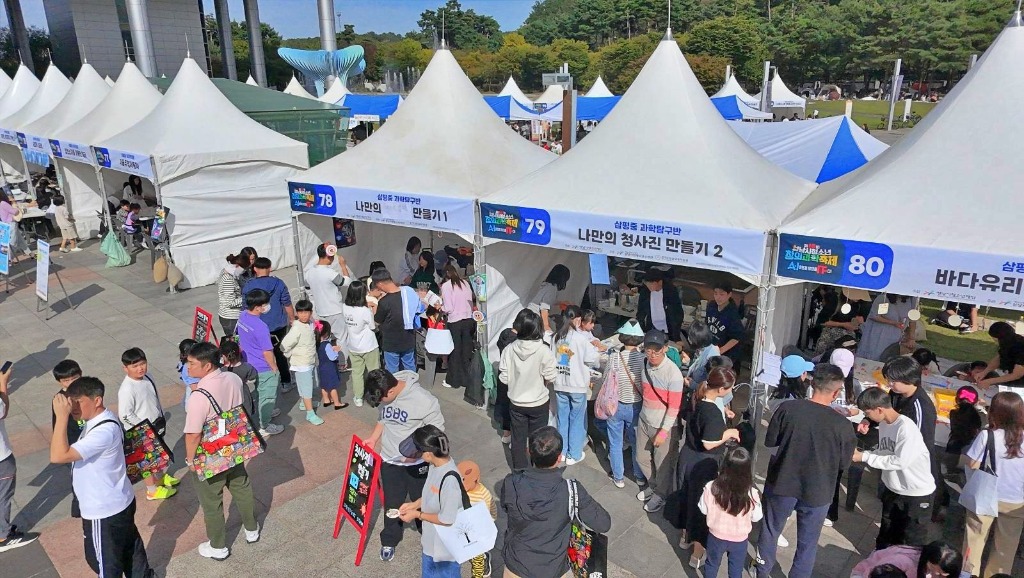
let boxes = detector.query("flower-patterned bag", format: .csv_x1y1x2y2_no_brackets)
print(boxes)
191,388,266,479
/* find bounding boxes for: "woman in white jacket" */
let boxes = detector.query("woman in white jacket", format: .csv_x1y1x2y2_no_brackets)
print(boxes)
551,306,600,465
281,299,322,425
500,309,557,470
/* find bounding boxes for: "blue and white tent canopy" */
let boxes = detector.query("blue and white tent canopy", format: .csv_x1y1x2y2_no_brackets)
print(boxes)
484,95,546,121
729,116,887,183
523,96,622,122
340,93,403,122
711,95,772,121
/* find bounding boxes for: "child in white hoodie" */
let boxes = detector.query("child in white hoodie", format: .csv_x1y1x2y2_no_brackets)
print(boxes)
551,306,600,465
281,299,321,425
854,387,936,550
499,309,558,470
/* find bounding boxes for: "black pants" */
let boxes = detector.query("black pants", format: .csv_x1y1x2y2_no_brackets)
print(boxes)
380,462,428,548
270,326,291,383
219,316,237,338
447,319,476,388
494,378,511,431
510,403,549,470
83,499,151,578
828,470,844,522
877,487,933,550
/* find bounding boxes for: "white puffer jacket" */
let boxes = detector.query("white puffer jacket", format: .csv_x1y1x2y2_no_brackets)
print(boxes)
280,320,316,367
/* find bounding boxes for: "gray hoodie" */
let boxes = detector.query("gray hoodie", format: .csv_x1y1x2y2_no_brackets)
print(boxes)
499,339,558,408
377,370,445,464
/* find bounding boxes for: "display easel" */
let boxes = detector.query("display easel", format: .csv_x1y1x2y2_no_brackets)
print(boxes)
34,240,74,320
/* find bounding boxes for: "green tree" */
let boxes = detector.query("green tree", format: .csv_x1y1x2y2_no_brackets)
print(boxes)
683,15,767,84
204,16,291,88
378,38,432,72
0,27,51,76
418,0,501,51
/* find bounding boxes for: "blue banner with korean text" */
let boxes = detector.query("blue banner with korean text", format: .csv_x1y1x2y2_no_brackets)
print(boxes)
480,203,767,276
288,182,477,236
777,233,1024,311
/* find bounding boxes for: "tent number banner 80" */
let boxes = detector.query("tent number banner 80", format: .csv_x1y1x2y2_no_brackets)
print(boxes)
93,147,155,179
49,139,93,164
289,182,477,236
480,203,768,276
777,233,1024,310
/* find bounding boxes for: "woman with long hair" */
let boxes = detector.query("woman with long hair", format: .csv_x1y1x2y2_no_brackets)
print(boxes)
216,253,247,335
528,264,571,335
411,250,438,294
342,281,380,408
499,309,557,470
682,320,719,389
858,294,914,361
851,541,963,578
236,246,258,288
551,305,599,465
698,444,762,578
973,321,1024,389
673,367,741,568
398,236,422,285
440,264,475,390
962,392,1024,576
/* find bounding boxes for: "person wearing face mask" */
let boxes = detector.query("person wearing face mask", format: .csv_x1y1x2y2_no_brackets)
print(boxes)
672,367,741,569
216,253,247,336
850,540,964,578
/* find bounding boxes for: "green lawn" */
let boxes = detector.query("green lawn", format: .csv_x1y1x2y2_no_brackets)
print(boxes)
917,299,1020,363
807,100,938,130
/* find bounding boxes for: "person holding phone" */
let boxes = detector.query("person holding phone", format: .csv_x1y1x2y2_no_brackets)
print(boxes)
0,361,39,552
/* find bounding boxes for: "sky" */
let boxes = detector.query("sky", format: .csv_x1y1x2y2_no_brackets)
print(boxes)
8,0,536,38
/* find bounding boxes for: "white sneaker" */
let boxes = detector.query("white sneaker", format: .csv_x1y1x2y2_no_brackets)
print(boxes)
271,408,281,418
354,398,363,407
244,524,260,543
500,433,511,445
777,534,790,548
643,494,665,513
442,381,453,388
198,541,229,560
565,452,586,466
69,247,82,252
823,518,834,528
259,423,284,437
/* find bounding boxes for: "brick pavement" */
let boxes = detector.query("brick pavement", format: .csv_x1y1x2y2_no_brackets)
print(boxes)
0,240,988,578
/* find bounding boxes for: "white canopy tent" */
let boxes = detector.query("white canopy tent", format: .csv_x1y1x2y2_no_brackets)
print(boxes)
284,76,316,100
498,75,532,106
0,69,12,99
711,74,759,108
755,72,807,116
245,74,258,86
0,65,38,182
585,76,614,98
778,11,1024,313
291,48,556,291
96,58,309,287
19,63,110,173
104,76,116,87
481,37,816,356
52,61,162,238
0,65,71,180
318,78,350,104
534,83,565,106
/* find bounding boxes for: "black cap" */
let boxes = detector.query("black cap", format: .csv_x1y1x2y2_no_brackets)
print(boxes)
643,329,668,348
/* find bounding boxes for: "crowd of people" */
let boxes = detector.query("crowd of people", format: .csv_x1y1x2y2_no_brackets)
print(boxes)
3,238,1024,578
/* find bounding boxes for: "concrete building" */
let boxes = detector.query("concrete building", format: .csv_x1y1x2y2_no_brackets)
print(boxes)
42,0,207,80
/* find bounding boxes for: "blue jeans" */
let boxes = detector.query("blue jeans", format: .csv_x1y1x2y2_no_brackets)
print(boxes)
421,553,460,578
556,392,587,460
705,534,748,578
603,401,642,482
383,349,416,374
755,486,830,578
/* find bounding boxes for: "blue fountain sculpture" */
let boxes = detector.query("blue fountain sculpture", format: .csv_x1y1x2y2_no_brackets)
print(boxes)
277,46,366,97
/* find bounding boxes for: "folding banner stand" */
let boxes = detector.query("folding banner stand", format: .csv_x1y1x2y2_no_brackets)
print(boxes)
34,240,74,319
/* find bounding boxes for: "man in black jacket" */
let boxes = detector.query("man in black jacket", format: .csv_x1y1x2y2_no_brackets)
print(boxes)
501,427,611,578
636,269,684,343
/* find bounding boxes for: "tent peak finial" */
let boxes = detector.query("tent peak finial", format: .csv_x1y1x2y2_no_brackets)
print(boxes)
663,27,673,41
1011,7,1023,27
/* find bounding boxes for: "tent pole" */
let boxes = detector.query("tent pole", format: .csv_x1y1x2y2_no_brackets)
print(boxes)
748,231,780,469
473,202,489,408
291,213,307,297
93,164,114,236
149,158,171,263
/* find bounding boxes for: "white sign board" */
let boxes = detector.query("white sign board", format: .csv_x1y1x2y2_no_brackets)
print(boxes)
92,147,155,179
35,240,49,301
49,139,93,164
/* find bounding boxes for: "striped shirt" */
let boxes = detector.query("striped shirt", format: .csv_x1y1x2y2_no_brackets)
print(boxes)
217,268,243,320
613,348,644,404
640,358,685,430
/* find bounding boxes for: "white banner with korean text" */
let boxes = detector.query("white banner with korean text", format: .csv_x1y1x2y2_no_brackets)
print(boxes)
480,203,768,276
778,234,1024,310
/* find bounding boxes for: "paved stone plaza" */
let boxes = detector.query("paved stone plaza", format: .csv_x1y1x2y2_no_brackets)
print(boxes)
0,240,990,577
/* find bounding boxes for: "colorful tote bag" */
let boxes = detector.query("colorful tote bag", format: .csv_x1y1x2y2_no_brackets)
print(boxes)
191,388,266,479
567,479,609,578
123,419,174,484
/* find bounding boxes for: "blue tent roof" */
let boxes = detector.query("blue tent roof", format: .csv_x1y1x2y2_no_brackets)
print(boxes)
340,93,402,121
710,96,772,121
576,96,620,121
483,95,543,120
